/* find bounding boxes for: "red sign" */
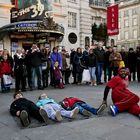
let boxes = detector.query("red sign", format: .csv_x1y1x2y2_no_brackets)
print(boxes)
107,4,119,36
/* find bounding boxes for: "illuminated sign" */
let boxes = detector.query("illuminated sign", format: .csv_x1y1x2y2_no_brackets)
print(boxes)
11,0,53,22
16,23,37,27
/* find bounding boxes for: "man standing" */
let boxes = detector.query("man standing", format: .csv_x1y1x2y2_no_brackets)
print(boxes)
94,41,105,85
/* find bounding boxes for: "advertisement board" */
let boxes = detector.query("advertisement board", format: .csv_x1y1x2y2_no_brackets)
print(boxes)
12,0,53,22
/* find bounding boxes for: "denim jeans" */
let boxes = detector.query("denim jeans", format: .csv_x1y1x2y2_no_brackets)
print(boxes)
96,63,104,83
74,102,97,115
89,67,96,81
31,66,42,88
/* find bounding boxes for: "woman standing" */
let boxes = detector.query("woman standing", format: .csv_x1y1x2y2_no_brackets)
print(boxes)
73,47,83,85
14,48,26,92
87,49,97,86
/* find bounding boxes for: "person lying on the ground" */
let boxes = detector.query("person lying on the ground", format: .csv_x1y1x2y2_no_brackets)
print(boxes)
101,67,140,118
36,93,79,122
10,91,49,127
60,97,107,117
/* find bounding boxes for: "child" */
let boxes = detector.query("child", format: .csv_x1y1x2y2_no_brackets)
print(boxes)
53,61,64,89
10,91,49,127
36,93,79,122
60,97,107,117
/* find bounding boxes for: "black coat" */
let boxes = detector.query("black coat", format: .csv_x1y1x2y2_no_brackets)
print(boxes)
10,98,37,116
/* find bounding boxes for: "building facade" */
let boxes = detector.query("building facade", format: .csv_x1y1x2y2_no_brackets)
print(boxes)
0,0,107,52
0,0,13,50
110,0,140,50
54,0,106,51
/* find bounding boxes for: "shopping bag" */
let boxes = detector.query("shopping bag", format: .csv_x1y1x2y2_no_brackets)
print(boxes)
3,74,12,87
82,69,90,82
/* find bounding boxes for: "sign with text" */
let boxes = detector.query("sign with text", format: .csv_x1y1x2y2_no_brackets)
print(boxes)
12,0,53,22
107,4,119,36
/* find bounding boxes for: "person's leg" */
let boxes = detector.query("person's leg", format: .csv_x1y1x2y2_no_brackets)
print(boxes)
43,104,57,120
47,103,63,121
128,104,140,116
31,67,35,89
115,94,139,112
20,110,30,127
59,106,79,119
111,93,139,116
28,103,48,123
91,67,96,85
36,66,43,89
79,103,97,115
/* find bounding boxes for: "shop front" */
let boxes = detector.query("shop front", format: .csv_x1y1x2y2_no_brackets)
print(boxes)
0,0,64,54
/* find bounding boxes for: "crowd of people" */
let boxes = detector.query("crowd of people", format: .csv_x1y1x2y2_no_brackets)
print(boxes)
0,42,140,93
0,42,140,127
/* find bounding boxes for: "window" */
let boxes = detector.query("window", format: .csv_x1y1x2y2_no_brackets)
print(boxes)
124,31,129,40
132,18,137,26
54,0,61,3
68,12,77,28
85,37,90,46
132,8,137,15
124,10,129,17
124,19,129,27
68,0,76,3
133,30,137,39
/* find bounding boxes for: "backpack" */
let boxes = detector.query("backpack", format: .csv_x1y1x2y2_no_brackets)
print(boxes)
60,97,84,110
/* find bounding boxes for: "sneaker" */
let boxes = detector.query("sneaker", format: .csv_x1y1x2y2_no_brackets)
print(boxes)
20,110,30,127
70,107,79,119
55,111,63,122
110,105,118,116
39,109,49,124
82,110,92,117
93,83,97,86
96,103,107,115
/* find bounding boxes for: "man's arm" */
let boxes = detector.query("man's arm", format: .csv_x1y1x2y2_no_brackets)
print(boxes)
102,86,110,105
10,103,18,116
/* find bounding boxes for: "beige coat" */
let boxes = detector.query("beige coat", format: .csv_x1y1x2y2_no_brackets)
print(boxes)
109,52,122,67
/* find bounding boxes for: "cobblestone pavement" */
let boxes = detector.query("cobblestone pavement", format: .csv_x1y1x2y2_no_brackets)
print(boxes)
0,82,140,140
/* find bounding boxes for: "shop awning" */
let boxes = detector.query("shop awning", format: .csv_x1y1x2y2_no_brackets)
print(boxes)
0,18,64,40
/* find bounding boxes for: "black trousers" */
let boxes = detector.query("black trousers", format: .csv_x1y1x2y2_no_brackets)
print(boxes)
20,103,44,122
15,69,26,91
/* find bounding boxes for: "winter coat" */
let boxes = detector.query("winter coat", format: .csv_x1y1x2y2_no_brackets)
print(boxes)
0,59,12,78
109,52,122,67
50,52,62,68
36,98,57,107
10,98,36,116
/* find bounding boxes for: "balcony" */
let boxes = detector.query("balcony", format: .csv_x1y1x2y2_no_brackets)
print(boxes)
89,0,107,10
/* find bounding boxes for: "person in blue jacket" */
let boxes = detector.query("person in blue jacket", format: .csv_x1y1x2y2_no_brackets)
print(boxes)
36,93,79,122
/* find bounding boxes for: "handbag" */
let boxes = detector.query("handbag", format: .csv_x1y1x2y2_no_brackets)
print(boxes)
82,69,90,82
3,74,12,87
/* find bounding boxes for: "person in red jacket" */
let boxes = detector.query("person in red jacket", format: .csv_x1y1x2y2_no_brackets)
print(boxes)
102,67,140,117
0,54,12,92
60,97,107,117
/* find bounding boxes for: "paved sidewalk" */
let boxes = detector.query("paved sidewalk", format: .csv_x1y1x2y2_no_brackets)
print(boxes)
0,82,140,140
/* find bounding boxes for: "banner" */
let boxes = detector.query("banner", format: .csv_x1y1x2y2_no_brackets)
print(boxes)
107,4,119,36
